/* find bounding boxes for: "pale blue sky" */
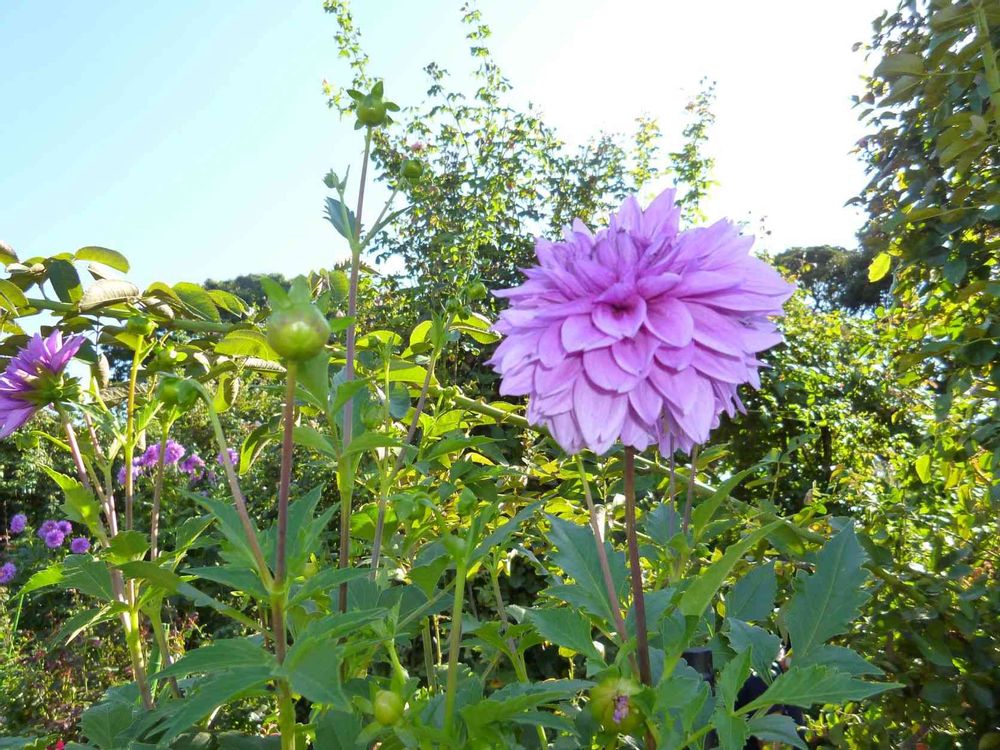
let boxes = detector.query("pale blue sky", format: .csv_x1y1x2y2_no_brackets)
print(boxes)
1,1,885,290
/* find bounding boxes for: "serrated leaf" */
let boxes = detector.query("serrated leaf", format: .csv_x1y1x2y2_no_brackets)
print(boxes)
679,522,779,618
783,526,869,661
324,197,357,240
726,562,776,623
545,514,627,624
740,664,901,711
279,635,347,707
727,619,780,683
796,644,883,677
746,714,806,749
76,246,130,272
80,701,134,748
525,607,603,662
155,638,274,681
160,667,271,741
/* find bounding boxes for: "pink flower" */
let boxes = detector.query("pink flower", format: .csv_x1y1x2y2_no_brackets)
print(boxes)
488,188,794,455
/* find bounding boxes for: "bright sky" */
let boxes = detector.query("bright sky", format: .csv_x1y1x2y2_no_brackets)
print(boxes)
0,0,885,290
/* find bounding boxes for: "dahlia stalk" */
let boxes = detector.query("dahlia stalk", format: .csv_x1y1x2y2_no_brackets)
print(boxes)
489,188,794,697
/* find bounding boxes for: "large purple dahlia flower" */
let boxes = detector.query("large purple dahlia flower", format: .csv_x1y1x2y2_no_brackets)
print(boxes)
488,189,794,455
0,331,84,438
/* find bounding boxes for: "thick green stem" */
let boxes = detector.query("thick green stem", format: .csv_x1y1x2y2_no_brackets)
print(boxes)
276,365,297,589
276,680,297,750
623,448,652,688
443,555,469,738
149,606,181,699
125,609,154,710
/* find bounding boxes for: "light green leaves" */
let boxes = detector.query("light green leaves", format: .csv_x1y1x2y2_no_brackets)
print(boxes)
525,607,603,662
544,515,626,625
867,251,892,282
739,664,900,712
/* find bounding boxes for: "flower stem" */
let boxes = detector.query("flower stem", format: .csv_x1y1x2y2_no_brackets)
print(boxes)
126,607,155,710
623,448,652,687
443,554,469,738
681,445,698,536
575,456,631,650
337,127,372,612
149,606,181,699
275,679,297,750
276,364,297,590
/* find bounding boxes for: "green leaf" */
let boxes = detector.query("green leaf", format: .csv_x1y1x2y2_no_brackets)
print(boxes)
216,329,280,361
726,562,776,623
278,635,348,707
746,714,806,749
105,530,149,564
783,525,869,661
875,52,924,78
713,712,749,750
726,619,780,683
63,555,115,601
78,279,140,311
795,644,883,677
691,468,753,540
288,567,368,607
186,565,268,600
20,563,63,596
717,648,751,711
0,279,28,312
914,453,931,483
160,667,272,741
867,252,892,282
525,607,603,662
76,246,130,272
293,425,337,457
80,700,134,749
173,282,221,322
47,259,83,303
679,522,780,618
155,638,274,681
544,514,627,625
739,664,901,711
313,710,363,750
42,466,102,534
216,735,281,750
343,430,402,457
324,197,357,240
207,289,249,316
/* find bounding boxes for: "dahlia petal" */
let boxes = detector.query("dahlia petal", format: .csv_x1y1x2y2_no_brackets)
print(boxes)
628,379,663,425
534,357,581,397
687,303,743,356
690,346,749,383
573,376,627,454
583,348,640,392
611,333,657,376
645,298,694,347
654,342,695,371
538,324,566,367
498,363,535,396
672,271,741,298
562,315,615,352
592,297,646,339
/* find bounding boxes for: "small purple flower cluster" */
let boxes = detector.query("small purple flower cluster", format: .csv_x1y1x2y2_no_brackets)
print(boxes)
116,441,231,486
38,519,73,548
0,561,15,585
2,513,91,587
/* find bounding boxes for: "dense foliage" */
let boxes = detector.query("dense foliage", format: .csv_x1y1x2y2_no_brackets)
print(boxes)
0,2,995,750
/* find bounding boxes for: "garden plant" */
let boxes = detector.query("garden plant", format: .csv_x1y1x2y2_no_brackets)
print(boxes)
0,1,997,749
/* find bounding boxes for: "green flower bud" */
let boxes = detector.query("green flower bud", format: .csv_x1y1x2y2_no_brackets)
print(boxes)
266,303,330,362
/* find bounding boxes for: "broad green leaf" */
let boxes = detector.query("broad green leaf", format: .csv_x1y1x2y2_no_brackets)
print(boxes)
76,246,130,272
279,635,348,707
727,619,780,683
0,279,28,311
867,252,892,282
63,555,115,601
525,607,603,662
207,289,249,316
544,514,627,625
173,282,221,322
105,530,149,564
46,259,82,303
914,454,931,483
216,329,279,360
41,466,102,534
288,566,368,607
186,565,268,599
78,279,140,311
726,562,776,623
739,664,901,711
343,430,402,457
679,522,779,618
324,197,357,240
717,648,751,712
20,563,63,596
155,638,273,681
875,52,924,78
161,667,272,741
313,710,363,750
80,701,134,749
783,525,869,661
795,644,883,677
293,425,337,457
714,712,749,750
746,714,806,749
691,468,753,539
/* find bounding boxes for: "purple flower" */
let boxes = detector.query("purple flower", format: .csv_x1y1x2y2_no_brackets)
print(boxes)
44,529,65,549
613,694,630,725
9,513,27,534
179,453,205,476
488,189,794,455
0,561,15,585
37,519,58,540
57,520,72,536
69,537,91,554
139,439,186,467
217,448,238,467
0,331,84,438
117,458,144,485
